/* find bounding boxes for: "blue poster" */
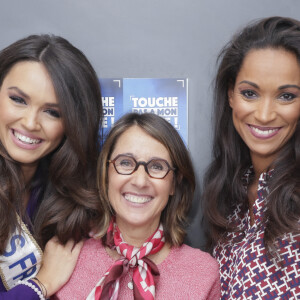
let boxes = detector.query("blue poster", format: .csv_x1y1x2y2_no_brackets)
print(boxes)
100,78,188,145
99,78,123,139
123,78,188,144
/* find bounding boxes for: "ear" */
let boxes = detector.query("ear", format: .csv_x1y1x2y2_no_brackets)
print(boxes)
169,173,178,196
169,182,175,196
170,173,182,196
228,87,234,108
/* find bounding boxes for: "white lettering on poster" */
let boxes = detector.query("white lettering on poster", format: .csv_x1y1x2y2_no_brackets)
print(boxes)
102,96,115,128
130,96,180,129
131,97,178,107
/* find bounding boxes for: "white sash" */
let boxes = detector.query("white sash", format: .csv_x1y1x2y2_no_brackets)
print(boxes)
0,217,42,290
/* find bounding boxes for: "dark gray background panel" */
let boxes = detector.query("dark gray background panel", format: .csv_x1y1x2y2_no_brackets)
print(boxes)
1,0,299,248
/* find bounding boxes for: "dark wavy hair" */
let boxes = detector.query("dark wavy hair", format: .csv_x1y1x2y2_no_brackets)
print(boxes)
95,113,195,247
0,34,103,252
203,16,300,255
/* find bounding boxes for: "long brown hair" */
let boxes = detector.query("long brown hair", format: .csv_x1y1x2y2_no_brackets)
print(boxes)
96,113,195,247
203,17,300,255
0,34,103,252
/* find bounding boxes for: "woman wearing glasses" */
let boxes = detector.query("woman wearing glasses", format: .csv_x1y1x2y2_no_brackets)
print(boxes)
55,113,220,299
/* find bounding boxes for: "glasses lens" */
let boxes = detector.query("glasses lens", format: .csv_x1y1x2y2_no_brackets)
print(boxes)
147,159,169,178
115,155,136,174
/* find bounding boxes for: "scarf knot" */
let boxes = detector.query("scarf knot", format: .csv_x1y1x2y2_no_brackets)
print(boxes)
86,220,165,300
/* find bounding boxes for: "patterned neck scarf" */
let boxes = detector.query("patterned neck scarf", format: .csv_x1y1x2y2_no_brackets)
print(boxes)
86,219,165,300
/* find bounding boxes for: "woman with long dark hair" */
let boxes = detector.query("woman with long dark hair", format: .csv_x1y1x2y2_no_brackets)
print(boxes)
0,34,102,298
204,16,300,299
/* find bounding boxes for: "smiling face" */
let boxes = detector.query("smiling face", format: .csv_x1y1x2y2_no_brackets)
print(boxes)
107,125,174,239
0,61,64,176
228,48,300,170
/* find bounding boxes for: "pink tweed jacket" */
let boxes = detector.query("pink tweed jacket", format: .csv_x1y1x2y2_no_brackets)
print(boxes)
55,238,220,300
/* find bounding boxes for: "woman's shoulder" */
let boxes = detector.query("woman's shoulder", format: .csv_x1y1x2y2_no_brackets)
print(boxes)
72,237,110,270
55,238,111,299
173,243,216,257
79,238,106,258
162,244,219,272
157,244,220,299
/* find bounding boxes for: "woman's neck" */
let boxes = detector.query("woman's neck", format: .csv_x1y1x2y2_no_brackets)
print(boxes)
117,224,158,248
21,164,37,185
23,189,31,209
19,164,37,210
248,155,273,226
250,152,275,177
105,243,171,265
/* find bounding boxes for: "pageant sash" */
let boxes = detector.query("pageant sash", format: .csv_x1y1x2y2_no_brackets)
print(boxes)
0,216,42,290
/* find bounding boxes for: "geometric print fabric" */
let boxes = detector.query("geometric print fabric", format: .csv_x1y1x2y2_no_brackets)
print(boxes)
214,169,300,299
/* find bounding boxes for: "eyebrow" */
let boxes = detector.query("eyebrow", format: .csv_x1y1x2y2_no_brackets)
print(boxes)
238,81,300,91
238,81,259,89
45,103,60,108
117,153,168,161
121,152,134,157
8,86,29,99
278,84,300,91
8,86,59,107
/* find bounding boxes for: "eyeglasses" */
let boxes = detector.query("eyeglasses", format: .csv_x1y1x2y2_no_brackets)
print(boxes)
108,154,175,179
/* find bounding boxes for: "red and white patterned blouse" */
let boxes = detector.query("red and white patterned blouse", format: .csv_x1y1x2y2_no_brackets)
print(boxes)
214,169,300,300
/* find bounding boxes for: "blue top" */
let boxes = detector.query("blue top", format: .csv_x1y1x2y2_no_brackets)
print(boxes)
0,187,42,299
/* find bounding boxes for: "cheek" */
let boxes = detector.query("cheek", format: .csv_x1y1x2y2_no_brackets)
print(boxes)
283,107,300,125
232,111,241,128
232,101,249,118
107,183,116,213
107,169,120,209
231,101,253,131
159,176,174,200
0,103,13,124
48,122,64,141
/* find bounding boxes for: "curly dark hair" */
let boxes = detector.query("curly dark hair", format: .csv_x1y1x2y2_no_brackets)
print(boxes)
203,16,300,255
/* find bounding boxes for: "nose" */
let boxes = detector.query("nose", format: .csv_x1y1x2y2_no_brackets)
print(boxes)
130,164,149,187
21,108,41,131
254,98,276,124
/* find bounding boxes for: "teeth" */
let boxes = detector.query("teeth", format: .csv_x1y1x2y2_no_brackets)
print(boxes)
251,126,278,136
14,131,41,144
124,194,152,204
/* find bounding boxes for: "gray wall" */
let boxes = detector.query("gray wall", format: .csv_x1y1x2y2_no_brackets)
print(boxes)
2,0,300,248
